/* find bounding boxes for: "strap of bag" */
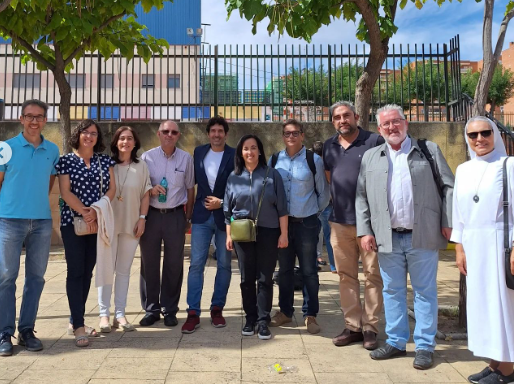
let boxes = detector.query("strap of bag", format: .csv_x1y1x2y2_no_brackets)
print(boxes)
97,154,104,197
254,166,270,227
503,157,510,255
70,154,104,219
418,139,444,199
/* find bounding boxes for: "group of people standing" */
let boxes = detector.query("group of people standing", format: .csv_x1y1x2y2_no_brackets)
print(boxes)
0,98,512,384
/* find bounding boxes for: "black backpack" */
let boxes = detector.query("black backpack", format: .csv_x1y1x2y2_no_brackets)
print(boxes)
270,149,319,197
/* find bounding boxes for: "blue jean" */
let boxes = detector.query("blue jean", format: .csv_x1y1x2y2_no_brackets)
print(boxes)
187,214,232,315
378,232,439,352
0,218,52,336
319,204,336,271
278,214,320,318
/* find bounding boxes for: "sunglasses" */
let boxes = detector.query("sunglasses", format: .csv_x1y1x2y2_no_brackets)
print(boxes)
160,129,179,136
466,129,493,140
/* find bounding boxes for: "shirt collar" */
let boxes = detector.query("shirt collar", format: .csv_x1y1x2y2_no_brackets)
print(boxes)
284,146,305,160
160,146,176,159
17,132,48,149
331,127,365,147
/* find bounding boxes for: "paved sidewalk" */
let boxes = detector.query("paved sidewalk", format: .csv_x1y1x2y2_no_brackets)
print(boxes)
0,247,485,384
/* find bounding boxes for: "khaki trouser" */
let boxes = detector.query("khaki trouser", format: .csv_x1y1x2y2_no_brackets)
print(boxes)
330,222,383,334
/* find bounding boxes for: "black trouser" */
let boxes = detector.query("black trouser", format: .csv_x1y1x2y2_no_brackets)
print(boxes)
234,226,280,325
278,214,320,318
61,225,97,330
139,208,186,316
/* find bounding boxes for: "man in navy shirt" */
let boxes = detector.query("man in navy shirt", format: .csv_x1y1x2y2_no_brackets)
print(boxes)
323,101,384,350
182,116,235,333
0,99,59,356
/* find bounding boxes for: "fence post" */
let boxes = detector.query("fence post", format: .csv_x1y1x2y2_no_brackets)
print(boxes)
443,44,450,122
214,45,218,117
328,45,332,108
97,54,102,122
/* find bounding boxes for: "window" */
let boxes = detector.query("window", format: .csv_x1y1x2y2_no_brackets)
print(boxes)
66,74,86,88
142,74,155,88
168,74,180,89
100,74,114,89
13,74,40,89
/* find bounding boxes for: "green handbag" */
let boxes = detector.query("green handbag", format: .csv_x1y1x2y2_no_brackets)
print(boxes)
230,167,270,242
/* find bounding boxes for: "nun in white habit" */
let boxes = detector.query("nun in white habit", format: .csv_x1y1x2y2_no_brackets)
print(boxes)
451,116,514,384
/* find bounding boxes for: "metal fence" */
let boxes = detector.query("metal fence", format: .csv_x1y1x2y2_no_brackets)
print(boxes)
0,35,463,122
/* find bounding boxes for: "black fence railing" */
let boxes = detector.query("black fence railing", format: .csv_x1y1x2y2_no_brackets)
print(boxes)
0,36,463,122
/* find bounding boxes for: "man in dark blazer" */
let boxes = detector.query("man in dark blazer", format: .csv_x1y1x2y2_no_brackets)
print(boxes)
181,116,235,334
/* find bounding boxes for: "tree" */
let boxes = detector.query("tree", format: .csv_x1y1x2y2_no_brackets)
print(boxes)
473,0,514,116
462,64,514,117
0,0,169,152
283,62,363,106
224,0,454,129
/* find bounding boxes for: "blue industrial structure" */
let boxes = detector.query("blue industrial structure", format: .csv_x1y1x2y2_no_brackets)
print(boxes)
135,0,202,45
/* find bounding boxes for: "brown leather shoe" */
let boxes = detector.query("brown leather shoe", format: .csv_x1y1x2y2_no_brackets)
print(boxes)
363,331,378,350
332,328,364,347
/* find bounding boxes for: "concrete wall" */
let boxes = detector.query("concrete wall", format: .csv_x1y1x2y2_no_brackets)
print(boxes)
0,120,467,245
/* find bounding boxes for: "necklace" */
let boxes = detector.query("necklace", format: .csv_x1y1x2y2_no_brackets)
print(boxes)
473,163,489,203
115,162,131,202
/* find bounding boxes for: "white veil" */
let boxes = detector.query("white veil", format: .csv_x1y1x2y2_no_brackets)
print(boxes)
464,116,507,159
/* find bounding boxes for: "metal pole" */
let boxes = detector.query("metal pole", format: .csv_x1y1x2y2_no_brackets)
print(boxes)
97,53,102,121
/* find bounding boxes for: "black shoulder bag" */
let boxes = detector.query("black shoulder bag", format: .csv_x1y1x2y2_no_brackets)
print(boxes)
502,157,514,290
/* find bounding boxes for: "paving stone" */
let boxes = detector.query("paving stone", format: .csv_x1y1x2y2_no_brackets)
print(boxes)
11,369,96,384
93,357,171,380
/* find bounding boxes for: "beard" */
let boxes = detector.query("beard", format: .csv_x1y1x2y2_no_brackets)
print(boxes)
336,124,358,137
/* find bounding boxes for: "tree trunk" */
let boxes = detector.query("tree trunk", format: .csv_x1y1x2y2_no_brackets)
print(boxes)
52,68,72,153
355,43,388,130
472,0,514,117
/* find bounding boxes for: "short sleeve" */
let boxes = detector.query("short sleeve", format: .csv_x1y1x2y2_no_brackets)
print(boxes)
56,155,70,175
50,146,60,175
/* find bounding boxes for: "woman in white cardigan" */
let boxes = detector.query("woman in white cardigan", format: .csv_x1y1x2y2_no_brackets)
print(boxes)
97,126,152,332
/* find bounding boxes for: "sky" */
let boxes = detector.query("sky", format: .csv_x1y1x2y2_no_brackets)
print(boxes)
201,0,514,62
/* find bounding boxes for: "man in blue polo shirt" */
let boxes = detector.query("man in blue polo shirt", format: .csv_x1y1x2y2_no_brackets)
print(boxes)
0,99,60,356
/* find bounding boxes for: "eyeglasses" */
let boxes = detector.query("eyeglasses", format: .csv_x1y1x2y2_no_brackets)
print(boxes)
283,131,302,138
380,119,405,129
466,129,493,140
81,131,98,138
23,115,45,122
160,129,179,136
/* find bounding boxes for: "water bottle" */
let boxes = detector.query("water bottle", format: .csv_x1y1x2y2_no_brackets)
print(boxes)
158,177,168,203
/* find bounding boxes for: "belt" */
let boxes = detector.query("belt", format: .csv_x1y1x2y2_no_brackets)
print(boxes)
150,205,184,214
392,227,412,234
289,214,317,223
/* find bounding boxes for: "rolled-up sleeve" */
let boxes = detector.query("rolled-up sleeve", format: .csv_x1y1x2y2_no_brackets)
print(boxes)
273,169,288,217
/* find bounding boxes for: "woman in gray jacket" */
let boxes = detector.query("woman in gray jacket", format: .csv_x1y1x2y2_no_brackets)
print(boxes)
224,134,288,340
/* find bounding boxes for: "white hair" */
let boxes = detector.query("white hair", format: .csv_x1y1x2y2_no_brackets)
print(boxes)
376,104,405,126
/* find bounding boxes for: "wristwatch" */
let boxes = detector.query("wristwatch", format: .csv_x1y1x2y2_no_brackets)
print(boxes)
186,218,192,224
219,199,224,207
139,215,147,220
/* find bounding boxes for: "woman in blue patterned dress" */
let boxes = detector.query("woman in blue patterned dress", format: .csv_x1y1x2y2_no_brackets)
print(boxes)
56,119,116,347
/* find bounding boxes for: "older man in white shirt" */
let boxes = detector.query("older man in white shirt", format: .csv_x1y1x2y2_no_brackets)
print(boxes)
355,104,454,370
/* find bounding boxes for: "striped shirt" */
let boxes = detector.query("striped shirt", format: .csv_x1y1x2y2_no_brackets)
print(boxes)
141,146,194,209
